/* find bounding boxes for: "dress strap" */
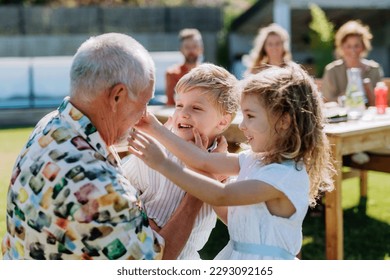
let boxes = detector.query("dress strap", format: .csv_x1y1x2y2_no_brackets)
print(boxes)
232,240,295,260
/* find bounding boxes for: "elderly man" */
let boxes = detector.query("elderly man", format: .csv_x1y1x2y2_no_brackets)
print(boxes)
2,33,202,260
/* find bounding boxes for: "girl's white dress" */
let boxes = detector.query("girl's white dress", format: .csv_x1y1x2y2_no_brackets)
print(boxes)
214,150,310,260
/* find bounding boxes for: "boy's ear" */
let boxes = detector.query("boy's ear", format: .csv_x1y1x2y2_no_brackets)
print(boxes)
279,113,291,130
217,114,232,132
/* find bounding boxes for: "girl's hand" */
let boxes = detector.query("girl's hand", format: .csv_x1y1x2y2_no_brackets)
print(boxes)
127,130,167,171
134,111,162,137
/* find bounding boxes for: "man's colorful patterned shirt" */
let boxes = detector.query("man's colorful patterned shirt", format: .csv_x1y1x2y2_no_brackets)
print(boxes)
2,97,164,260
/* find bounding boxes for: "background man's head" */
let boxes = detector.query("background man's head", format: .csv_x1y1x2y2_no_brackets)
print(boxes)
179,28,204,65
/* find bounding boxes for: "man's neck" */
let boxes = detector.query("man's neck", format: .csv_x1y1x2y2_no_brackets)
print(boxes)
184,61,199,68
69,96,115,146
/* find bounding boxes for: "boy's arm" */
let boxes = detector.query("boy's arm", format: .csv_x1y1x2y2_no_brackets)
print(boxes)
122,152,201,260
135,113,240,176
156,194,203,260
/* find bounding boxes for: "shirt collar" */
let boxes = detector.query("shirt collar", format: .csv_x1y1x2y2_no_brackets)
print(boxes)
58,97,112,163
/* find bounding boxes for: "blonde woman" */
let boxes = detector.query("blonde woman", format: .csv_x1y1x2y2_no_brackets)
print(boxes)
245,23,292,75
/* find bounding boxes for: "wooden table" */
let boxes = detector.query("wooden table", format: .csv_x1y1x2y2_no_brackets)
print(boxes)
149,105,390,259
323,110,390,259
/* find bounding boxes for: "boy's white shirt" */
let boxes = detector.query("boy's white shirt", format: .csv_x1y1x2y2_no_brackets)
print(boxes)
122,143,217,260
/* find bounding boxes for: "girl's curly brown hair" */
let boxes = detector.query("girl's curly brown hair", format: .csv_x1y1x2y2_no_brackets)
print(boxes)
241,63,335,206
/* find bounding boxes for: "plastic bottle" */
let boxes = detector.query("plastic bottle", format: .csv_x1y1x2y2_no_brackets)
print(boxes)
374,82,388,114
345,68,366,119
363,78,374,106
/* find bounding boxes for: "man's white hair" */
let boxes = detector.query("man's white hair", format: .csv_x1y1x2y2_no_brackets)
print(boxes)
70,33,155,102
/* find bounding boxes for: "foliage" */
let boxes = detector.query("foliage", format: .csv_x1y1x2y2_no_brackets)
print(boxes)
308,3,335,78
216,0,256,67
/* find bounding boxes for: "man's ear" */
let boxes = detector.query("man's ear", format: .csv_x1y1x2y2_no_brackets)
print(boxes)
108,83,127,113
217,114,232,132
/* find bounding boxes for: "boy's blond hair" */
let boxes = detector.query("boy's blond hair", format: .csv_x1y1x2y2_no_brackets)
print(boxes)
175,63,240,120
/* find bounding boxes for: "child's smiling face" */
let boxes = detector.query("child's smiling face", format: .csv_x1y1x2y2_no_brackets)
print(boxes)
173,88,227,145
239,94,274,153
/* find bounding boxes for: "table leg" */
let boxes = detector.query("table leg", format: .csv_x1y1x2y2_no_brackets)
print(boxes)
325,138,343,259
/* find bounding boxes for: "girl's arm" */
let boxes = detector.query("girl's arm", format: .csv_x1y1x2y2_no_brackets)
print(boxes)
128,130,284,206
134,112,240,176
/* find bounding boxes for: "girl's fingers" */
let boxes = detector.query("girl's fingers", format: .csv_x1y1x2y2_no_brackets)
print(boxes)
129,129,150,146
127,144,143,158
127,136,145,152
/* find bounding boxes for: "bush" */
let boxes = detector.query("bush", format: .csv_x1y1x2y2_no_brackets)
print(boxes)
309,3,335,78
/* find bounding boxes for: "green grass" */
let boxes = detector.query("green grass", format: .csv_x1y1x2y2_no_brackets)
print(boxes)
1,127,390,259
0,127,34,259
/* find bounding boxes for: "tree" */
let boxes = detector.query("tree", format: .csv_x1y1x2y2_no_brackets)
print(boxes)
309,3,335,78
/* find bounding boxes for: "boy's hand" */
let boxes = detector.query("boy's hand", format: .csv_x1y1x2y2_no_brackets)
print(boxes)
193,129,229,183
193,128,209,151
192,128,228,154
213,136,229,182
214,135,228,154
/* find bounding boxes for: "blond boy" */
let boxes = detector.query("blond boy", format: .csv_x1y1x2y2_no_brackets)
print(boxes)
122,63,239,259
